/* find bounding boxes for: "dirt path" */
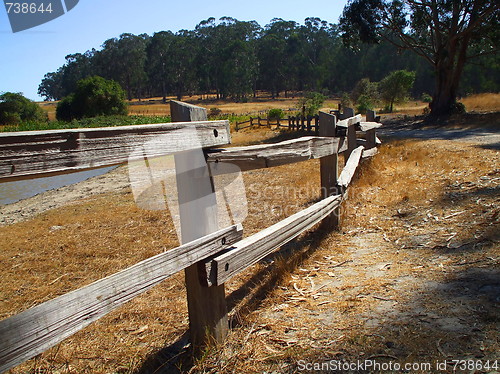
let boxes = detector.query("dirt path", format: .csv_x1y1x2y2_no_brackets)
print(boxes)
189,123,499,373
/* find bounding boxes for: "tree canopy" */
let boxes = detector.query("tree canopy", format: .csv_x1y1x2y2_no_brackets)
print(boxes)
0,92,47,125
38,16,499,107
379,70,416,112
56,76,127,121
339,0,499,116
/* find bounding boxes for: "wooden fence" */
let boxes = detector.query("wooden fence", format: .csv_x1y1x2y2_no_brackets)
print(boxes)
235,115,320,132
0,102,382,372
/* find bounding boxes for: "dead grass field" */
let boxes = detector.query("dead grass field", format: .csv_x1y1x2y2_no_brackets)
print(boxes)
38,92,499,121
2,95,499,373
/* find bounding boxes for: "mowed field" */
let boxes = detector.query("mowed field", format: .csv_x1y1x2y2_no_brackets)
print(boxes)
1,93,498,373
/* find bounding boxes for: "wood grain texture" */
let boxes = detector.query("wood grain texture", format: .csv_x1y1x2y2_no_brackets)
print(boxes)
344,121,358,164
0,120,230,182
206,136,339,173
319,111,340,229
358,121,382,132
0,224,243,373
170,100,229,348
338,146,364,189
336,114,362,128
362,147,379,158
205,195,342,286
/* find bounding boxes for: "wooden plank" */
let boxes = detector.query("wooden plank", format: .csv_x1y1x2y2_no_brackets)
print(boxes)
319,111,340,230
344,120,358,165
358,121,382,132
365,129,377,149
362,147,378,158
0,224,242,373
205,195,342,286
0,120,230,182
206,136,339,172
338,146,364,189
170,100,229,348
336,114,362,128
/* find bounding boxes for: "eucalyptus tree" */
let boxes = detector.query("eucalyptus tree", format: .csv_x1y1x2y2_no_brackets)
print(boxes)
146,31,175,102
339,0,499,116
95,33,149,100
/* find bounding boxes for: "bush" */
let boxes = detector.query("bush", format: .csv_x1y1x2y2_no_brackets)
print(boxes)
56,76,127,121
0,92,47,125
55,95,75,121
450,102,466,114
340,92,353,111
209,107,222,117
356,94,374,114
267,108,284,120
421,93,432,103
298,92,326,117
351,78,379,104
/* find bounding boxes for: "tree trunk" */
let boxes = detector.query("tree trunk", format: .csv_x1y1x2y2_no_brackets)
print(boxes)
430,37,469,118
430,64,457,117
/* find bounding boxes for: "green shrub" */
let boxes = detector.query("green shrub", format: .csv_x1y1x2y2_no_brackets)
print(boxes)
340,92,353,111
209,107,222,117
421,93,432,103
351,78,379,105
55,94,75,121
356,94,374,114
450,102,466,114
0,92,47,125
298,92,326,116
56,76,127,121
267,108,284,120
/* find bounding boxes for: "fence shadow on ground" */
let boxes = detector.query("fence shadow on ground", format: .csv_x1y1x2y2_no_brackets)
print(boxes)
133,226,335,374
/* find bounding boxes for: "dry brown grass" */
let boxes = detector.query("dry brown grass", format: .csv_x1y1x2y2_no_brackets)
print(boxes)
3,99,499,373
37,92,498,122
460,93,500,112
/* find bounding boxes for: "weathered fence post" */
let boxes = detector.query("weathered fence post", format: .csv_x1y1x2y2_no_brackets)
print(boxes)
319,111,340,229
365,110,377,149
342,107,357,165
170,100,228,349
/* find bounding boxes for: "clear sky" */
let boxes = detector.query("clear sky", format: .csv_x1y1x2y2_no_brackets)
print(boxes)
0,0,347,101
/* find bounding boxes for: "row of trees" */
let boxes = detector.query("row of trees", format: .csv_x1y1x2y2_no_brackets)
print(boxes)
38,10,498,116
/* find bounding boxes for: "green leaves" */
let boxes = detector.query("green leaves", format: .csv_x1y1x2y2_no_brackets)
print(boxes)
379,70,416,112
0,92,47,125
56,76,127,121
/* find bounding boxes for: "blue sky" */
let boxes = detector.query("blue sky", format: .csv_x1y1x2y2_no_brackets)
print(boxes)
0,0,347,101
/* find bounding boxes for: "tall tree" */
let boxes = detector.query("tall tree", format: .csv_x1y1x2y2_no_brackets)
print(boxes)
146,31,175,102
339,0,499,117
95,33,149,100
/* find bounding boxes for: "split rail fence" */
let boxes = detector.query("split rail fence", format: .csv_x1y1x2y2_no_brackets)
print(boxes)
0,101,382,373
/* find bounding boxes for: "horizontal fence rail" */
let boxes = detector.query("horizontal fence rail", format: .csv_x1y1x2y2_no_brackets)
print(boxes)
204,194,343,286
0,225,243,373
206,136,339,172
0,120,230,182
0,103,382,373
